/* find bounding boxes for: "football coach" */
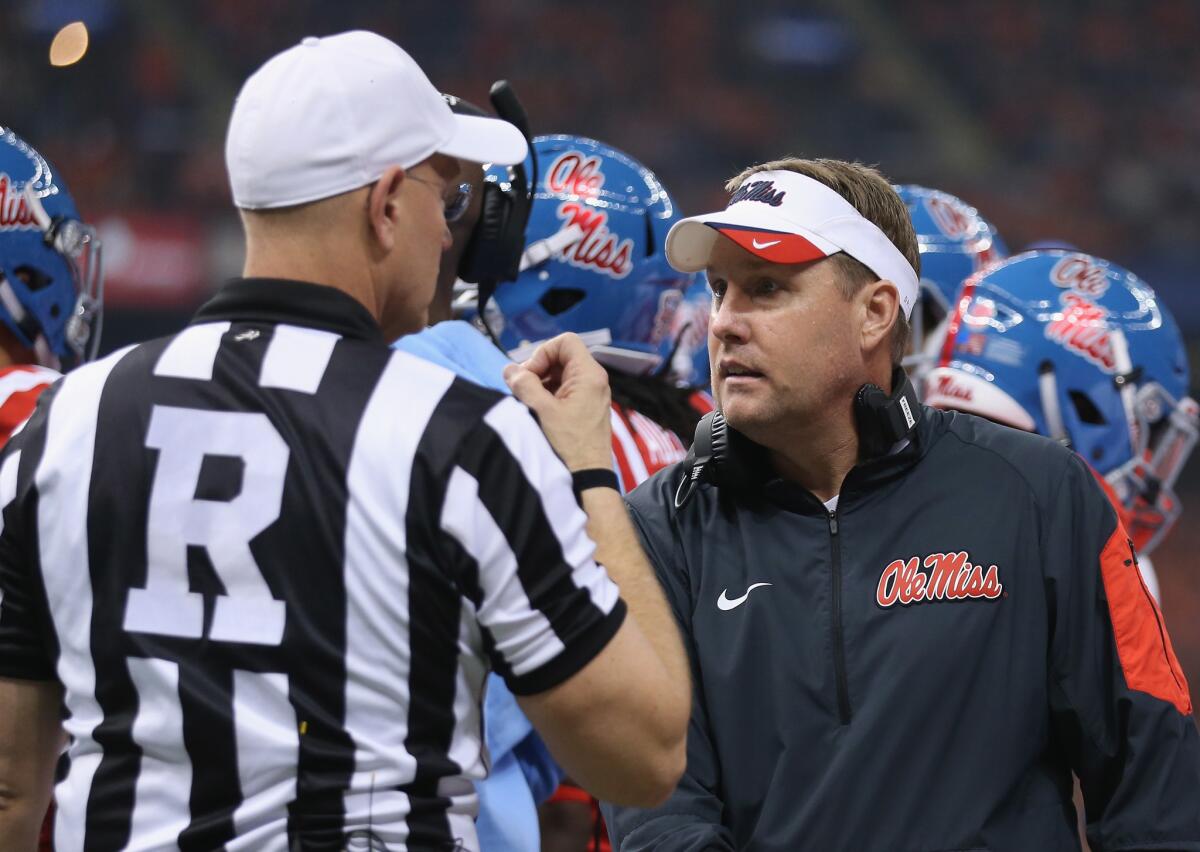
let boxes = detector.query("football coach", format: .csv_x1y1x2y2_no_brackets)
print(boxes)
602,158,1200,851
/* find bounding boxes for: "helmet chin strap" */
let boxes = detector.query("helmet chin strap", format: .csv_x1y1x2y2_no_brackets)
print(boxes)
1108,327,1142,457
1037,360,1070,446
518,224,584,273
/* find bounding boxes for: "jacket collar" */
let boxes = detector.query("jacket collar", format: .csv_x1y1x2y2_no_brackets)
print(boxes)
749,408,942,515
191,278,385,344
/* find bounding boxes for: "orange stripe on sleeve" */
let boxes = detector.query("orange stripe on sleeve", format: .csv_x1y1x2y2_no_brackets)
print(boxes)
1098,523,1192,715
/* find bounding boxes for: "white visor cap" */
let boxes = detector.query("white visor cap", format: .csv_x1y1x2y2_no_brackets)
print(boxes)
666,170,920,318
226,31,528,210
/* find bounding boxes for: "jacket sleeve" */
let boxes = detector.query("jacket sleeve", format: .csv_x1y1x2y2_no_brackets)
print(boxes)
601,497,735,852
1044,453,1200,851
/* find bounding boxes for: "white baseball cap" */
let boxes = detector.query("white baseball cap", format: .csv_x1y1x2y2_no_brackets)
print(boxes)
226,31,528,210
666,169,921,317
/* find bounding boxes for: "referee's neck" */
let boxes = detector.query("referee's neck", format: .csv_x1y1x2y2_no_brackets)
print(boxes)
239,204,387,335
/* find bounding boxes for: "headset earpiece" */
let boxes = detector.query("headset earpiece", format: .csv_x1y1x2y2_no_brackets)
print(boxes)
675,410,726,507
457,80,535,306
458,182,515,307
675,411,769,506
854,366,921,457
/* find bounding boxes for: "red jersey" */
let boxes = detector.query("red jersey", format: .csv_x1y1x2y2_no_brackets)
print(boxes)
609,391,714,493
0,364,60,447
0,365,62,852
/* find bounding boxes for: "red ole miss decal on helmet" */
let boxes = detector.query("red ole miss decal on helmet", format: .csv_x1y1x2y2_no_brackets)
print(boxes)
877,551,1003,608
1051,254,1111,297
0,174,38,231
925,195,975,240
546,151,634,279
1045,292,1115,372
932,373,974,402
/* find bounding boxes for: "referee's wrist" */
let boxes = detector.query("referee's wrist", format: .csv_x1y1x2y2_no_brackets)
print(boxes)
571,467,620,500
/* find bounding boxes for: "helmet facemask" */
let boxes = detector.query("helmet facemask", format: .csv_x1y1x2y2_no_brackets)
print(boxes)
15,183,104,367
1106,381,1199,554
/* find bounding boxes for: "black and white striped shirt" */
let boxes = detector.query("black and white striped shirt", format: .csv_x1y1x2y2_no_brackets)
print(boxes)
0,278,625,851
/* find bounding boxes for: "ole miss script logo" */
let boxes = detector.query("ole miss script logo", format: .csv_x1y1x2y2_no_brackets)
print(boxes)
1045,292,1115,373
926,195,975,240
0,174,38,232
728,179,785,207
546,151,634,279
877,551,1004,608
1051,254,1111,297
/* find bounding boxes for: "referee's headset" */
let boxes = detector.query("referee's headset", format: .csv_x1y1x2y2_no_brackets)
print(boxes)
457,80,535,313
674,366,922,508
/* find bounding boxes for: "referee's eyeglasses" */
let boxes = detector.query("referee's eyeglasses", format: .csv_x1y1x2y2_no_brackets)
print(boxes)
409,175,473,224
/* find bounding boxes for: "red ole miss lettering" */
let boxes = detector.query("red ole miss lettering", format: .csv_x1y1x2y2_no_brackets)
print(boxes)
926,195,974,240
546,151,634,279
0,174,37,231
877,551,1003,608
1045,292,1115,372
1051,254,1111,297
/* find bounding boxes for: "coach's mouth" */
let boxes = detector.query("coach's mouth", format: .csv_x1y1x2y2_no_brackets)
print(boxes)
718,359,766,391
719,359,764,379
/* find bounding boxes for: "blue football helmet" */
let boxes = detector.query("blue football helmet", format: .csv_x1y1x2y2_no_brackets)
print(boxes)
924,250,1196,554
895,185,1006,381
0,128,102,367
639,272,713,390
485,135,698,382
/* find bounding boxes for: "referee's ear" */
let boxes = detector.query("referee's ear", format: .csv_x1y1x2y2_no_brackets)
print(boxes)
367,165,407,253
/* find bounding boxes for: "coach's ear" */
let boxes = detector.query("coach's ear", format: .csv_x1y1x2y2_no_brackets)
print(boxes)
366,166,407,253
858,279,900,357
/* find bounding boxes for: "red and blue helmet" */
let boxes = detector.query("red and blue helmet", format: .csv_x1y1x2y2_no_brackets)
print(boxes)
895,185,1006,381
896,184,1007,315
0,127,102,367
485,135,700,382
925,250,1196,554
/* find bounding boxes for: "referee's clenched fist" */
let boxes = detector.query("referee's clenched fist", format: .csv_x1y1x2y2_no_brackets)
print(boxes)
505,332,613,473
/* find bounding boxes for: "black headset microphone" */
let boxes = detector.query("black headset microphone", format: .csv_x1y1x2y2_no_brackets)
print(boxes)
675,366,922,508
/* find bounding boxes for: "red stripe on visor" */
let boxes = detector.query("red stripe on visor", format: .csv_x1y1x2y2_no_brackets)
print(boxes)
709,224,829,264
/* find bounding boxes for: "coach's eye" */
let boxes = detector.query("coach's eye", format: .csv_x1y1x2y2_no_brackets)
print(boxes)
754,278,779,296
709,278,726,302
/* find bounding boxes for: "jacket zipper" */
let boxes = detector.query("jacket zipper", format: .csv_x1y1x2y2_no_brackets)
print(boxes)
828,510,852,724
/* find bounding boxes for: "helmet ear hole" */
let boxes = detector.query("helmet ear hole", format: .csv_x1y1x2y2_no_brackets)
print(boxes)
539,288,586,316
1069,390,1107,425
14,266,52,291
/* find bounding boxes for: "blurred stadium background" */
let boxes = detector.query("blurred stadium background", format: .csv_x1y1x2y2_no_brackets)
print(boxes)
7,0,1200,710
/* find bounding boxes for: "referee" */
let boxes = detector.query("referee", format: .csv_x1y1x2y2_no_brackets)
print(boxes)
0,31,688,852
